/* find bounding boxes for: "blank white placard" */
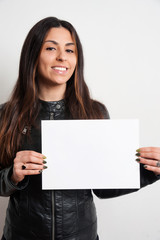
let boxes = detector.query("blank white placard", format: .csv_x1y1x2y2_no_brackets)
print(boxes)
41,119,140,190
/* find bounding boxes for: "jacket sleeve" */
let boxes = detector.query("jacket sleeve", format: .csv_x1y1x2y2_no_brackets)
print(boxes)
0,165,29,197
93,164,160,199
0,103,29,196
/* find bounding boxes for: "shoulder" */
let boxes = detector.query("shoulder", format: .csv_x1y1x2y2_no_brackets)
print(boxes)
92,100,110,119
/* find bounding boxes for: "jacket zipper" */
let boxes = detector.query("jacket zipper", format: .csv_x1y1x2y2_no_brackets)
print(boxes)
50,112,54,120
52,191,55,240
50,112,55,240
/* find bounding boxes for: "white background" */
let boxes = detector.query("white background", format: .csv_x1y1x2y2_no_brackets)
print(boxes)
0,0,160,239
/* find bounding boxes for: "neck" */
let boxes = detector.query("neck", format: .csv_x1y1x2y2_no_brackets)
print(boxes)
38,83,66,101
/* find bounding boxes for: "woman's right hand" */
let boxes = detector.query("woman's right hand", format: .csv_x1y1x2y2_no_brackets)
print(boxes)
11,151,47,185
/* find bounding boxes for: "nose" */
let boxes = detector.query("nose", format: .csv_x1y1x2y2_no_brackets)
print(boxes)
56,50,66,62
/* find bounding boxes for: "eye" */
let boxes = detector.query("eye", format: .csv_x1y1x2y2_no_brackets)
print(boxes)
66,49,74,53
46,47,56,51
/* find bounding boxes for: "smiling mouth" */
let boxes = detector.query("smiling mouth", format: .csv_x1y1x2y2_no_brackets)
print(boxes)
52,66,68,71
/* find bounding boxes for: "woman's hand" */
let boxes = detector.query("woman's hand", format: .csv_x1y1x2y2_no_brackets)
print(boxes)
11,151,47,185
136,147,160,175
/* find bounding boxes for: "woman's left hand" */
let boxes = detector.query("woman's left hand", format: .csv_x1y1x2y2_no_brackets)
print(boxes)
136,147,160,175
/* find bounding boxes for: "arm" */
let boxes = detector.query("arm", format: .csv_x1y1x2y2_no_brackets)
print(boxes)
0,165,29,197
0,151,47,197
0,105,47,196
93,148,160,199
93,163,159,199
0,104,21,196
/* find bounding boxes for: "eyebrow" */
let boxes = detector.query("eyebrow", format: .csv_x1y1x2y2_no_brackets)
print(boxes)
44,40,75,46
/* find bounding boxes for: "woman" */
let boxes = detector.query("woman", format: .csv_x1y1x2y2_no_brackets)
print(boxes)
0,16,160,240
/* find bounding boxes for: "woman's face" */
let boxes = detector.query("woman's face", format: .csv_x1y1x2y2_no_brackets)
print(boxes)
37,27,77,87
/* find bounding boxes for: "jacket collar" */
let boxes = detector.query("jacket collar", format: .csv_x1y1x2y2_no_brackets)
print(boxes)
39,99,65,113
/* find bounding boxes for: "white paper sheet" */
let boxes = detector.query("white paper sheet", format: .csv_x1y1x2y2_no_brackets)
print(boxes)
41,119,140,190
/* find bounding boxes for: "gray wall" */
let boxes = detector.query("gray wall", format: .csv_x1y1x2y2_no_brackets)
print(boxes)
0,0,160,239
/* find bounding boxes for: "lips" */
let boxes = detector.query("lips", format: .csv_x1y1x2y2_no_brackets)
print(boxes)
51,66,68,74
52,66,67,71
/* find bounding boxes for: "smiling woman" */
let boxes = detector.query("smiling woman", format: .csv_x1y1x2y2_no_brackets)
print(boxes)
0,16,160,240
38,27,77,101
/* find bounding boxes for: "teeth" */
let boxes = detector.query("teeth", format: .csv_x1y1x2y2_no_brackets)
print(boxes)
53,67,67,71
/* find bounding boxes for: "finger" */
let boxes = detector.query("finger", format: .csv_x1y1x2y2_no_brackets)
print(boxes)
16,151,46,160
137,152,160,161
143,165,160,175
22,163,47,170
24,156,45,164
138,147,160,154
137,157,158,167
15,155,45,165
12,163,47,182
20,169,43,175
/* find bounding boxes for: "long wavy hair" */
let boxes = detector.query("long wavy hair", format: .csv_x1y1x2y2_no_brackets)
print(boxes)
0,17,106,168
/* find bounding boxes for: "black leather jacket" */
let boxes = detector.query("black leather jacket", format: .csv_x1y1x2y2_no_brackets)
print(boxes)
0,100,159,240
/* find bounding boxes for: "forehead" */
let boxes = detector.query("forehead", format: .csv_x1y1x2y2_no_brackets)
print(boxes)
44,27,74,44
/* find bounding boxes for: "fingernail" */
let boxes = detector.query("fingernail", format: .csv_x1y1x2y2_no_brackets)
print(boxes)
144,165,147,169
43,156,47,159
43,165,48,169
136,153,140,157
39,170,43,173
136,158,140,162
43,160,47,164
136,149,140,152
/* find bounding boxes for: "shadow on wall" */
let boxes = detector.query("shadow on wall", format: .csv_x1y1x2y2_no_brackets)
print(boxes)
0,197,9,236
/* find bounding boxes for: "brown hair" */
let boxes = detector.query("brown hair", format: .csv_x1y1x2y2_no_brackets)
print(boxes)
0,17,106,168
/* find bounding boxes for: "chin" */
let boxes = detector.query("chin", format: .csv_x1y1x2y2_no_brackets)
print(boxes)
53,78,70,85
51,80,68,86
